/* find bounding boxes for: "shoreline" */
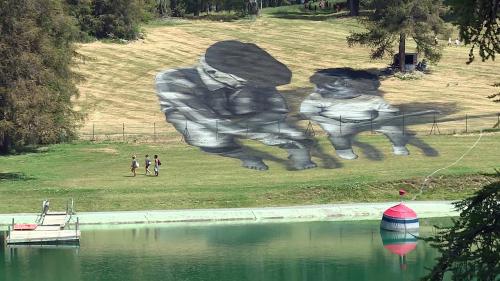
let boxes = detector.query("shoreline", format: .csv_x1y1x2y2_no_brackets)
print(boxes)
0,201,458,230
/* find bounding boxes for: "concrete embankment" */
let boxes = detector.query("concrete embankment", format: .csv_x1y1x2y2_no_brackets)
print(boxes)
0,201,458,230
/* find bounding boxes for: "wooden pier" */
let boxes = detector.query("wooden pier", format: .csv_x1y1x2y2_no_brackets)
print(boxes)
6,201,81,244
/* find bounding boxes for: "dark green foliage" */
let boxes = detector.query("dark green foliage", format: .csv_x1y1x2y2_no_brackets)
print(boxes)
445,0,499,63
0,0,82,153
154,0,172,16
421,179,500,281
347,0,445,68
66,0,152,40
488,82,500,103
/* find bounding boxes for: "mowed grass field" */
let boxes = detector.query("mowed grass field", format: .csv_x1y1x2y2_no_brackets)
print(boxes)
1,8,498,213
74,6,499,135
0,134,498,213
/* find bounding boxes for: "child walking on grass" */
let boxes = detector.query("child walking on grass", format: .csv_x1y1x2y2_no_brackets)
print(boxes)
145,154,152,175
131,155,139,177
154,154,161,176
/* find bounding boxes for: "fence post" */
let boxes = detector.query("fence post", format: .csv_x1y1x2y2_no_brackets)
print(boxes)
153,122,156,143
92,123,95,141
402,111,405,135
370,112,374,134
122,123,125,142
339,115,342,136
215,120,218,140
465,114,468,133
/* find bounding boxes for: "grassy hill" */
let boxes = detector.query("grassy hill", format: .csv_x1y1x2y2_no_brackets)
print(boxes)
74,7,499,136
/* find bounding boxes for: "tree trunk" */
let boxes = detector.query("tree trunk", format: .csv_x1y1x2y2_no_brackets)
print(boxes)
170,0,178,16
0,135,11,154
194,0,200,16
399,33,406,72
348,0,359,16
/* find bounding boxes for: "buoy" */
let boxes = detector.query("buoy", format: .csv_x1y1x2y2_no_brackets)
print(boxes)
380,189,419,232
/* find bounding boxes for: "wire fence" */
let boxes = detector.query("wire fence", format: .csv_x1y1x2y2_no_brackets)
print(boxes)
80,112,500,143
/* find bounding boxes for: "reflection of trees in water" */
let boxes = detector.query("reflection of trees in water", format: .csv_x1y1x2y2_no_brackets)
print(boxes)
205,223,288,246
1,246,80,281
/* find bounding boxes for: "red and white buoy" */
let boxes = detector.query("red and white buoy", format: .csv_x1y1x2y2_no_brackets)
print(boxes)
380,189,419,232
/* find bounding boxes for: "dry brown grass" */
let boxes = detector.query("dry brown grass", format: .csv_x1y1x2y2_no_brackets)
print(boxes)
73,16,499,136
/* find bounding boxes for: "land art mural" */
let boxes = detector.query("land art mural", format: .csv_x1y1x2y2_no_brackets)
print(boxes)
155,40,436,171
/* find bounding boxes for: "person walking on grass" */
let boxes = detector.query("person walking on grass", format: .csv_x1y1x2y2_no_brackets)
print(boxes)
154,154,161,176
131,155,139,177
145,154,152,175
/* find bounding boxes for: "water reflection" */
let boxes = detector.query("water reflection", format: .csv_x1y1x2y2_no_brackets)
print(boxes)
380,230,418,271
0,220,448,281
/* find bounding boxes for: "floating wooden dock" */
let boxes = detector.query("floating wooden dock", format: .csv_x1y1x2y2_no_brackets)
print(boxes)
5,201,80,245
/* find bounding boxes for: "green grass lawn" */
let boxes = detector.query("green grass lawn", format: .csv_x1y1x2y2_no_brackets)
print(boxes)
0,133,498,213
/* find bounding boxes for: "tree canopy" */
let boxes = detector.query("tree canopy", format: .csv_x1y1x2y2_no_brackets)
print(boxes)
446,0,499,63
0,0,82,153
347,0,445,71
66,0,153,40
422,178,500,281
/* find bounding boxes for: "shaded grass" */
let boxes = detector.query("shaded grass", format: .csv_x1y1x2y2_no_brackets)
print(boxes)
0,134,498,213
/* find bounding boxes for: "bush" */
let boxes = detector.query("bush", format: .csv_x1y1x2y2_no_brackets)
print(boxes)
66,0,153,40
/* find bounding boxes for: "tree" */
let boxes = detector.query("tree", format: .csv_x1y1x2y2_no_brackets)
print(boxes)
445,0,499,63
65,0,151,40
488,83,500,104
421,178,500,281
347,0,445,72
0,0,82,153
347,0,360,16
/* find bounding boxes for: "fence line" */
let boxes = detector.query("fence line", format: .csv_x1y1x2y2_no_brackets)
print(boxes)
80,112,500,142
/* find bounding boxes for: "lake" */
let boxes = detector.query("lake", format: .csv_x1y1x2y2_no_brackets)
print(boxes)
0,218,450,281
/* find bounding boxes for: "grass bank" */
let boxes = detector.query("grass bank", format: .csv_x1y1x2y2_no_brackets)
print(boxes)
0,133,498,213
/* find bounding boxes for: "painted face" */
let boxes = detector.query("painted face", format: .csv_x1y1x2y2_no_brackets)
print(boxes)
316,75,380,98
316,78,360,98
199,55,247,89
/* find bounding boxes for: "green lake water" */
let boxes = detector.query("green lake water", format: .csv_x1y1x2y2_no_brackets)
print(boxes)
0,219,450,281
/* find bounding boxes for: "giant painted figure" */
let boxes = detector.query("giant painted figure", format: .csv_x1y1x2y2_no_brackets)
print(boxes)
155,41,316,170
300,68,410,160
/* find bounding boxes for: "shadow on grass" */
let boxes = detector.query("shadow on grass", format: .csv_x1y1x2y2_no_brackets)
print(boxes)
239,141,341,170
184,13,245,22
0,145,51,156
268,10,369,21
0,172,35,181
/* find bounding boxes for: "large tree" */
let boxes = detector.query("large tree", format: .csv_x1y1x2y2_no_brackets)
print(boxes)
0,0,81,153
347,0,445,72
421,179,499,281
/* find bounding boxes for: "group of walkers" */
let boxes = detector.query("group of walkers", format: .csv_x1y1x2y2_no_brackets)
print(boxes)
130,154,161,177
